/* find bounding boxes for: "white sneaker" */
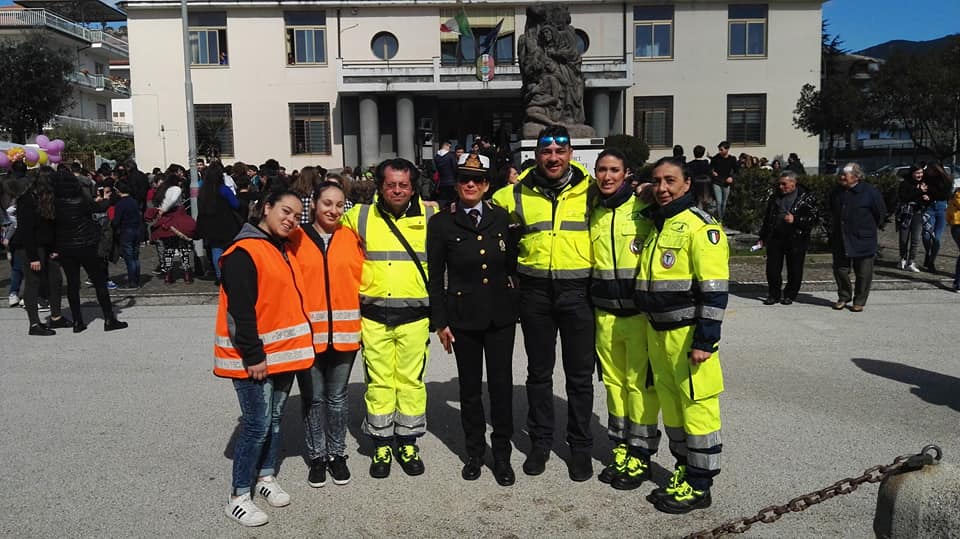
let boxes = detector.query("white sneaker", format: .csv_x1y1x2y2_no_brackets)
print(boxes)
225,493,268,527
898,259,907,270
255,477,291,507
906,262,921,273
8,293,18,307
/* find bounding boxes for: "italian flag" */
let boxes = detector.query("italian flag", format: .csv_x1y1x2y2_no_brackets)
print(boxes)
441,10,471,35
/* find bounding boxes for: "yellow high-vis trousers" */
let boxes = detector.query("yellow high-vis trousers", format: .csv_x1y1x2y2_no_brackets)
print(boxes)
360,317,430,439
594,310,661,450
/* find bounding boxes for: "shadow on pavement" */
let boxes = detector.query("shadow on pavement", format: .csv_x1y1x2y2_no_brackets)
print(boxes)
852,358,960,413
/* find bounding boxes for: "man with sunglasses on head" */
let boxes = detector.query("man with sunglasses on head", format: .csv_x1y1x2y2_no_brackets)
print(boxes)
492,125,596,481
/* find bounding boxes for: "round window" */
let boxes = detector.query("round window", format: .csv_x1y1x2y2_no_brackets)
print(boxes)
371,32,399,60
574,29,590,55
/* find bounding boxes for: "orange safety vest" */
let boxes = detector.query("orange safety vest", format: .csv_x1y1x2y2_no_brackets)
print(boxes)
213,237,315,378
289,224,364,353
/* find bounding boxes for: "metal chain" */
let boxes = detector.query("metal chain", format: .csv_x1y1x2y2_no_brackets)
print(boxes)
683,445,943,539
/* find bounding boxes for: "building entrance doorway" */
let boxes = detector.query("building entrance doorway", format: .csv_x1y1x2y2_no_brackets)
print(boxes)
437,97,523,150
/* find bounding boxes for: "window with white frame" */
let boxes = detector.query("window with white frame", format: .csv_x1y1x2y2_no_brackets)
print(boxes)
289,103,332,155
285,11,327,65
188,12,228,66
728,4,767,57
634,96,673,148
727,94,766,145
633,6,673,59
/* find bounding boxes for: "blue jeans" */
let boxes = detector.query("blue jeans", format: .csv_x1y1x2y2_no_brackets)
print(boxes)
9,250,23,295
119,229,141,286
296,350,356,460
211,247,225,280
712,184,730,222
923,200,947,267
231,373,294,496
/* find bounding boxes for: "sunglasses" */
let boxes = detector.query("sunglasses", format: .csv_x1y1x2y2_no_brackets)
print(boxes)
538,135,570,147
457,176,487,184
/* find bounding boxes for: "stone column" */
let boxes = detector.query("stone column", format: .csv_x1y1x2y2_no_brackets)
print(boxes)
591,91,611,138
610,90,624,135
396,95,415,162
359,96,380,168
341,97,359,169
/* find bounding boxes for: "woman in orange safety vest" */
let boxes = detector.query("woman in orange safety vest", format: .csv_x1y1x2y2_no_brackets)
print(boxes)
214,189,313,527
288,180,364,489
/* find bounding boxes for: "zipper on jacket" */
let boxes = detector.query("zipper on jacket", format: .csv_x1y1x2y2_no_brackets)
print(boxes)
609,206,620,309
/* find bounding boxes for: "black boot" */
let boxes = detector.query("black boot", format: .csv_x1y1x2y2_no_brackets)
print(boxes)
104,318,128,331
73,319,87,333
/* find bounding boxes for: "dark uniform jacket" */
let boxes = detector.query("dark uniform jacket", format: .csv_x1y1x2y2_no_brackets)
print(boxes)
828,181,887,258
427,200,519,331
758,184,819,243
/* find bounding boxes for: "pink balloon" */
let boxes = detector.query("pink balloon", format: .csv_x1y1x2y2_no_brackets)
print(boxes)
48,153,62,164
53,139,66,152
0,153,9,168
35,135,50,148
24,147,38,162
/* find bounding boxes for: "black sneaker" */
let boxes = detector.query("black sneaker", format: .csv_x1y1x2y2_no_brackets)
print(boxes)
104,318,128,331
654,481,712,514
598,443,628,484
568,451,593,482
47,316,73,329
307,458,326,487
29,324,55,336
762,297,778,305
522,447,550,476
397,443,425,476
328,455,351,485
369,445,392,479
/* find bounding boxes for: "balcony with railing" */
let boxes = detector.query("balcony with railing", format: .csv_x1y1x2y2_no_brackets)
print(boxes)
0,8,128,57
337,55,631,94
66,71,131,98
49,114,133,137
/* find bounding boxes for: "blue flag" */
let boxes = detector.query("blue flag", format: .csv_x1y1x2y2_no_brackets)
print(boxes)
479,19,504,55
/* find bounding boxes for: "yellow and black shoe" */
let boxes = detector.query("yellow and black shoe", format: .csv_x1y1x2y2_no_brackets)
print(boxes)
397,443,425,476
646,465,687,503
369,445,392,479
653,480,712,514
598,443,628,484
611,453,650,490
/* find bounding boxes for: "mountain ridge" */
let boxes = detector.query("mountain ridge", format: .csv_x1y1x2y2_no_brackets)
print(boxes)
856,34,959,59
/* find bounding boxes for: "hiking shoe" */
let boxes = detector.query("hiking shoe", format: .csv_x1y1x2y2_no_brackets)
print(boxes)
254,477,290,507
307,458,326,488
611,453,650,490
598,443,628,484
370,445,392,479
328,455,351,485
225,493,268,527
647,465,687,503
654,481,712,514
397,444,425,476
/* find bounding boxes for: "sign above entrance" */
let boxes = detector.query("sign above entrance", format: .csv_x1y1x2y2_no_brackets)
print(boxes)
476,54,495,82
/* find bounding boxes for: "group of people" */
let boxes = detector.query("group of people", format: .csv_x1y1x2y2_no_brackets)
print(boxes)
895,163,953,275
213,125,729,527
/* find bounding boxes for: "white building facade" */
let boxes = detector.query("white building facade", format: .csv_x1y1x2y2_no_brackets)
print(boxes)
120,0,822,171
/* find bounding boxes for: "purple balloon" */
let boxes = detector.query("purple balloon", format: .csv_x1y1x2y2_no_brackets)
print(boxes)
35,135,50,148
0,153,9,168
53,139,65,152
48,153,62,164
24,147,38,162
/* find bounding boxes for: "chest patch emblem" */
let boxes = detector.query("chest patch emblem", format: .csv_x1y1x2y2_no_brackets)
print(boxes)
707,230,721,245
661,249,676,269
499,239,506,252
630,238,643,254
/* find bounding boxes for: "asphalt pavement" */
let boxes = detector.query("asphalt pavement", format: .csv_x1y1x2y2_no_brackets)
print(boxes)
0,289,957,538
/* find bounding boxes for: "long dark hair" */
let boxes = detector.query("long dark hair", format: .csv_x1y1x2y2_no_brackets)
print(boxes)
32,166,56,220
198,161,225,208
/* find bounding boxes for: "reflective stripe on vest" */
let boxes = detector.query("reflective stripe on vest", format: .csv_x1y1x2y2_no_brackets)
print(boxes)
213,346,316,374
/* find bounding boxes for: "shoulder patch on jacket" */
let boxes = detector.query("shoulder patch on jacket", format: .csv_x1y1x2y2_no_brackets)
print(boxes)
689,206,716,225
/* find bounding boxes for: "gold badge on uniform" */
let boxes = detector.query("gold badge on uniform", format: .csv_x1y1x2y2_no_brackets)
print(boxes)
661,249,676,269
629,238,643,254
499,239,506,252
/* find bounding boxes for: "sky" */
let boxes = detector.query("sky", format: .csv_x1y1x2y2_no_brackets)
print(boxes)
823,0,960,52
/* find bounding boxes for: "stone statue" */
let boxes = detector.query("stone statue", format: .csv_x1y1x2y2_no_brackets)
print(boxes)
518,4,595,138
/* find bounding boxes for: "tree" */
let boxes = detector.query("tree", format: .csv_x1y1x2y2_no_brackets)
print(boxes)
47,125,135,163
868,39,960,162
792,24,867,159
0,34,74,143
604,134,649,172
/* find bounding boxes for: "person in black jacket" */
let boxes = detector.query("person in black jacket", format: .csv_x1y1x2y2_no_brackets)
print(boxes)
757,171,818,305
10,167,69,335
896,165,927,273
52,170,127,332
427,156,519,486
197,163,242,284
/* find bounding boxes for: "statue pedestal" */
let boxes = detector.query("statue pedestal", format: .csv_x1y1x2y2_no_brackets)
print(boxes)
522,122,596,139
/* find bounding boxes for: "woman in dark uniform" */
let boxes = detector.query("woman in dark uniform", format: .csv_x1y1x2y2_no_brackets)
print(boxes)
427,155,519,486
